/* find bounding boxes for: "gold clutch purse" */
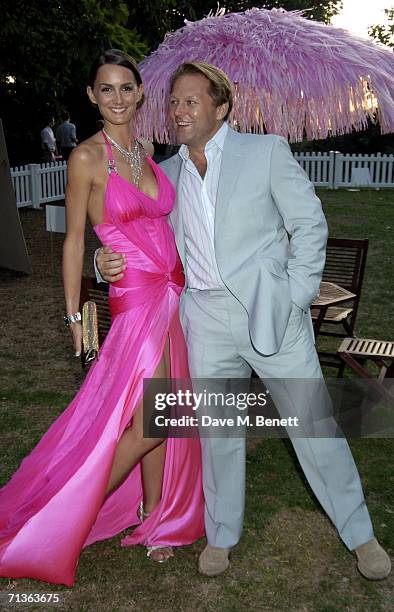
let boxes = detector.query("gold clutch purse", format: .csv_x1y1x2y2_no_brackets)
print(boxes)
81,301,99,369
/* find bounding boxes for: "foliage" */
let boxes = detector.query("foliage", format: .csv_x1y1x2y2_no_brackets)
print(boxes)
126,0,343,49
368,8,394,49
292,119,394,155
4,0,389,166
0,0,146,164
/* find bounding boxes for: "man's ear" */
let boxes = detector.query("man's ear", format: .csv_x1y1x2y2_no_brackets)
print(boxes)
216,102,229,121
87,86,97,106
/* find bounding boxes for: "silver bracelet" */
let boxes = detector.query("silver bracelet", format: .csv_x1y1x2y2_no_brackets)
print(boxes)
64,311,82,327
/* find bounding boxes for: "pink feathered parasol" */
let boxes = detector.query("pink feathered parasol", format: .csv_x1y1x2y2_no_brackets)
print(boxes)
135,7,394,143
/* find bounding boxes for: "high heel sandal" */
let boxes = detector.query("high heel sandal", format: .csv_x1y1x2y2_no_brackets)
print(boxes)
138,501,173,563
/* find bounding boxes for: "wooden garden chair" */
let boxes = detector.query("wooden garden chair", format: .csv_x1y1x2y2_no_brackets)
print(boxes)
312,237,369,371
338,337,394,401
312,237,368,337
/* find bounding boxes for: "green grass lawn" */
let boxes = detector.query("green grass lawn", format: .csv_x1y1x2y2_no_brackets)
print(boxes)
0,189,393,611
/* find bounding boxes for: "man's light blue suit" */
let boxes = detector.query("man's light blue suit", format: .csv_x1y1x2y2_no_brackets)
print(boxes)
160,127,374,551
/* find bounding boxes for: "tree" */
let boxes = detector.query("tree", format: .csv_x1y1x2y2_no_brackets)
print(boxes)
0,0,146,164
126,1,343,50
0,0,344,164
368,8,394,49
292,120,394,155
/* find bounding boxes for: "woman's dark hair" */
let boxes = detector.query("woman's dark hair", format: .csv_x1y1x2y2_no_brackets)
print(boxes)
88,49,145,108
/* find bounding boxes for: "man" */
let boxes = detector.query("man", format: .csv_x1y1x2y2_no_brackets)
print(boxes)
40,117,57,162
56,111,77,161
96,62,390,580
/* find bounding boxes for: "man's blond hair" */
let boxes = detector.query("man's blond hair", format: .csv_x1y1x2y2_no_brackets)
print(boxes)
170,61,233,120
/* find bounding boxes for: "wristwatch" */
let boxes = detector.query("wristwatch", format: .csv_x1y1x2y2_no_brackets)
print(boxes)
64,311,82,327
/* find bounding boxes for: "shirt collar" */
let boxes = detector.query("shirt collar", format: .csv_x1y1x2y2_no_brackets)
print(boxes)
179,122,228,162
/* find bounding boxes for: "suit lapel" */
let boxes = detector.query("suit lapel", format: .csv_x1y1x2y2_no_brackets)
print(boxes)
215,128,245,235
162,128,245,268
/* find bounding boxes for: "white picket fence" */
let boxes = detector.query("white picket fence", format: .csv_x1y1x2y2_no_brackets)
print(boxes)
11,162,67,209
294,151,335,187
11,152,394,208
333,153,394,188
295,151,394,188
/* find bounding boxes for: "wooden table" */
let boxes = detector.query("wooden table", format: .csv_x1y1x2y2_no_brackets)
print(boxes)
311,281,356,337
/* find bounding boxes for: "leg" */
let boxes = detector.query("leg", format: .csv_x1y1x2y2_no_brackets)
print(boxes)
140,443,166,513
140,338,174,561
243,303,374,551
106,339,170,498
105,339,173,562
105,401,165,496
228,297,390,579
184,290,251,553
139,338,172,512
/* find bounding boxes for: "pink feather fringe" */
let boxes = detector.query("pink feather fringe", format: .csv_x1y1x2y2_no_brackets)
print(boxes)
134,8,394,143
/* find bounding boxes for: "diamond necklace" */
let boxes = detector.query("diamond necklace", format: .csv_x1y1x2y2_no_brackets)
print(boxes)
102,129,144,186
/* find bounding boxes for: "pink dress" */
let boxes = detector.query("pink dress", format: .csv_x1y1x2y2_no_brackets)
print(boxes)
0,135,205,586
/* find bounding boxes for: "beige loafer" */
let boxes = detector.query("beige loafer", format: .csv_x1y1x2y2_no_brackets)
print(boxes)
199,545,230,576
355,538,391,580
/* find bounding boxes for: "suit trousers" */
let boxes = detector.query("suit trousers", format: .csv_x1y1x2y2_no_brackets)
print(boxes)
183,288,374,551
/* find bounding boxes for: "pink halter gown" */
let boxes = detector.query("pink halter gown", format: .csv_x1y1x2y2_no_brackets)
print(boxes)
0,134,205,586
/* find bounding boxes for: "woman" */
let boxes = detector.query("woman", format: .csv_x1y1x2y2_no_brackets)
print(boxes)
0,49,204,586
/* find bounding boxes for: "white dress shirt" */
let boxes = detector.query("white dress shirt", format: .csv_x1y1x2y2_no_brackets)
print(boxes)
41,126,56,152
179,122,228,290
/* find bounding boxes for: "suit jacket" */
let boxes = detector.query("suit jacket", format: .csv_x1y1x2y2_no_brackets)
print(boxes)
160,127,328,355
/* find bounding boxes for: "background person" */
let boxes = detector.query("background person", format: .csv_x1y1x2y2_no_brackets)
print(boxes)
56,111,77,160
40,116,57,162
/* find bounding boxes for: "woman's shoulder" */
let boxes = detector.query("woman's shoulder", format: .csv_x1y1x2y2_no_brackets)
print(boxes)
68,133,105,174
